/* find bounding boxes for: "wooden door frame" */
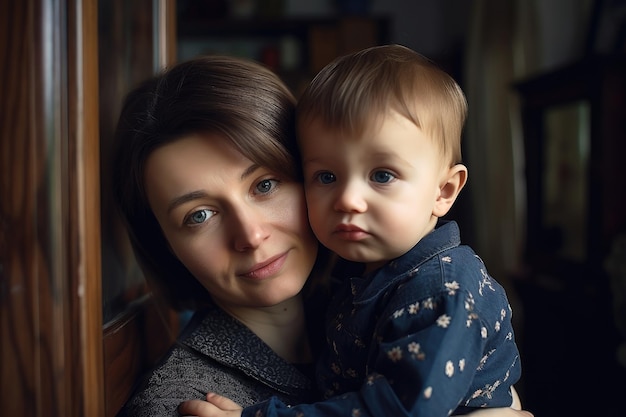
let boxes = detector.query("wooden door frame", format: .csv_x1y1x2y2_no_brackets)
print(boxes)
1,0,103,415
67,0,105,416
1,0,176,415
69,0,105,414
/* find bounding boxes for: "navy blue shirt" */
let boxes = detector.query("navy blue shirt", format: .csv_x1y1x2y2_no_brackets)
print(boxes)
242,221,521,417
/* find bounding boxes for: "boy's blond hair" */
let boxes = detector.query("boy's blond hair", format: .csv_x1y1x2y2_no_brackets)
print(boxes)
297,44,467,166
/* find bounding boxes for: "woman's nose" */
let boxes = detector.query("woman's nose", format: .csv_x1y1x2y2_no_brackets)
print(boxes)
230,206,270,252
332,181,368,213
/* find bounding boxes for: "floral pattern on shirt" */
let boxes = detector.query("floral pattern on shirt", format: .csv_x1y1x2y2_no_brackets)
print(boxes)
241,221,521,417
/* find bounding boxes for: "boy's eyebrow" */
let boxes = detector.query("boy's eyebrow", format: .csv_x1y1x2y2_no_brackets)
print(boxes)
166,163,261,214
365,151,416,170
241,163,260,180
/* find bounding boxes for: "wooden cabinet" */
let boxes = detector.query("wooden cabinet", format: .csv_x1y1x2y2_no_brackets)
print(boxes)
1,1,104,415
177,16,390,95
1,1,180,415
513,55,626,417
514,55,626,279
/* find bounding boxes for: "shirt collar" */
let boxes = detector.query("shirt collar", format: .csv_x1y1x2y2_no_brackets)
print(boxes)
349,220,461,303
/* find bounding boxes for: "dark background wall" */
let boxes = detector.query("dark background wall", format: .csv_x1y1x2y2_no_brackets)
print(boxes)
176,1,626,415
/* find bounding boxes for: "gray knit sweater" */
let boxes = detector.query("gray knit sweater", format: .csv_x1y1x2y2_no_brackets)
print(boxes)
121,306,318,417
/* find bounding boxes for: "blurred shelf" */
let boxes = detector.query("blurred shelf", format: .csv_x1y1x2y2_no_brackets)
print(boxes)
177,15,391,94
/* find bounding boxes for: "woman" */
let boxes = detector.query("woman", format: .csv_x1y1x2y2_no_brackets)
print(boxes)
112,55,531,417
113,55,328,416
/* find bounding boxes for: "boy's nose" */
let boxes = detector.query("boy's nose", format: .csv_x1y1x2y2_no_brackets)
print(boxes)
332,182,368,213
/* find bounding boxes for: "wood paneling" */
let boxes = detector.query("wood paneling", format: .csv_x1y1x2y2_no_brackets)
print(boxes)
0,0,67,414
103,304,145,417
68,0,105,415
103,296,179,417
1,0,103,415
1,0,177,415
1,2,42,413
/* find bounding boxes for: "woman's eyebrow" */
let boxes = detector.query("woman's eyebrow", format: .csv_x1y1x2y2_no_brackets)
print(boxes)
166,164,261,214
167,190,207,214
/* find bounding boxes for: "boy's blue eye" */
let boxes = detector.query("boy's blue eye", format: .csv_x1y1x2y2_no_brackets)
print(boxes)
371,170,395,183
318,172,336,184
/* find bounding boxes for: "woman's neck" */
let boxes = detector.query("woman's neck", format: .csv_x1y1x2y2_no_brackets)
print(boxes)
215,294,312,364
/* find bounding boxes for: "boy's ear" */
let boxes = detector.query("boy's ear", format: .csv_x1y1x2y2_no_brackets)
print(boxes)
433,164,468,217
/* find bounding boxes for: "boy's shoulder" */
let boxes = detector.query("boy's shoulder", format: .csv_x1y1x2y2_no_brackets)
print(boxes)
393,242,508,303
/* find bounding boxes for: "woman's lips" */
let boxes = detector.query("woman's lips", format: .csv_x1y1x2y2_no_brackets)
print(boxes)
241,252,288,280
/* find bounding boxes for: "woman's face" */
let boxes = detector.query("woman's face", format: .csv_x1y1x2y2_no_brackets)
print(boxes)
144,133,318,310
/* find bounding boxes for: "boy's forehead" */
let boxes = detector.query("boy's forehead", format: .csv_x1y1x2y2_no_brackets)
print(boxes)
300,110,425,148
298,109,390,137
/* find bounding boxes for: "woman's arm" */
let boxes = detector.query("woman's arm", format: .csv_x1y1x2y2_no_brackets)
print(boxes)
177,392,534,417
511,386,522,410
468,409,532,417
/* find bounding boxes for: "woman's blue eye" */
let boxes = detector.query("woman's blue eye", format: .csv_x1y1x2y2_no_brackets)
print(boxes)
187,209,214,225
318,172,336,185
372,170,395,183
255,179,278,194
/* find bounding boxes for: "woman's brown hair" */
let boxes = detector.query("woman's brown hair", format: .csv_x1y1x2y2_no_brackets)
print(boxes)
111,55,302,310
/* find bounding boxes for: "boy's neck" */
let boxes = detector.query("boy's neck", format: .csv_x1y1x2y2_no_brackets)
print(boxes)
363,259,389,275
361,220,440,275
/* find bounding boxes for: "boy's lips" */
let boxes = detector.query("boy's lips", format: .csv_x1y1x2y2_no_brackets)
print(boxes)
240,252,288,280
333,224,369,241
335,223,364,232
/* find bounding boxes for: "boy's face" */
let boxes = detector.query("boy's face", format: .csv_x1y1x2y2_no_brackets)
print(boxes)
300,110,451,269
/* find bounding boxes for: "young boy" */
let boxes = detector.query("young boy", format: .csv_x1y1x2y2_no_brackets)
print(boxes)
191,44,522,417
295,43,521,416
